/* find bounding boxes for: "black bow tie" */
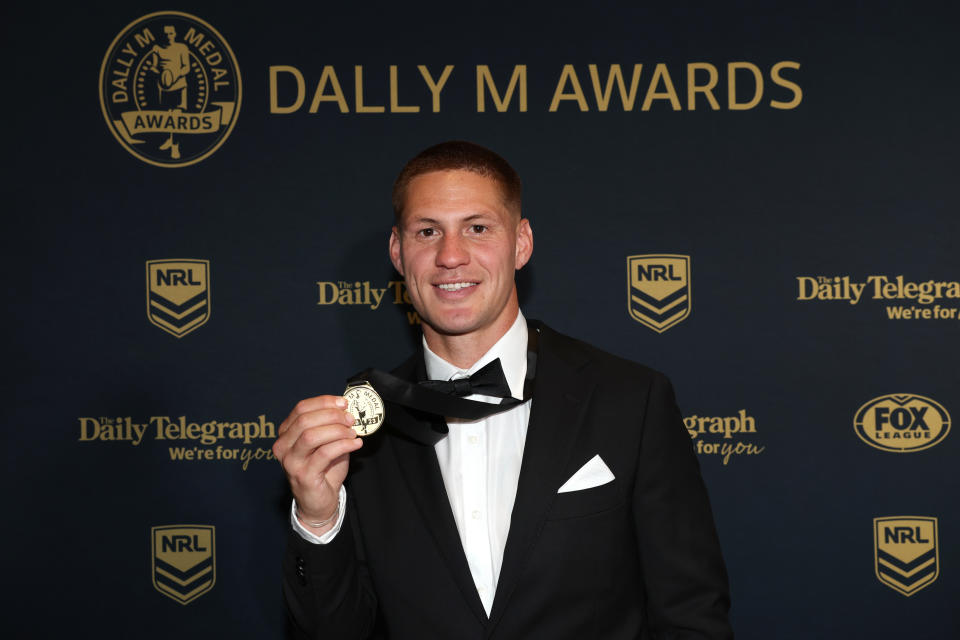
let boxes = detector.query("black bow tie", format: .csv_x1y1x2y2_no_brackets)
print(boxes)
419,358,514,399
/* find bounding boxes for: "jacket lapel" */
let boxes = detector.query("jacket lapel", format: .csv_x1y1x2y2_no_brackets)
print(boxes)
388,352,490,625
488,324,594,626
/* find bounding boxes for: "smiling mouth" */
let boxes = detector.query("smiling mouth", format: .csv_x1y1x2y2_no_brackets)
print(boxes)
436,282,478,291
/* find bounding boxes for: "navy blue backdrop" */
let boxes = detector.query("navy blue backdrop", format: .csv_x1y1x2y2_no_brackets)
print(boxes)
5,1,958,637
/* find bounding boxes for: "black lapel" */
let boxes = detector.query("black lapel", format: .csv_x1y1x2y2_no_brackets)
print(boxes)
388,351,490,625
488,323,594,626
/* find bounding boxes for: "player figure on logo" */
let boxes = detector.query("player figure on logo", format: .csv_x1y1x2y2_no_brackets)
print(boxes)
147,25,190,160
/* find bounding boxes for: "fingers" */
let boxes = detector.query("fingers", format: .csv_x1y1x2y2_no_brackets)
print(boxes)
289,423,360,461
273,416,356,464
295,438,363,481
275,396,355,454
273,395,366,523
278,395,352,436
272,395,361,478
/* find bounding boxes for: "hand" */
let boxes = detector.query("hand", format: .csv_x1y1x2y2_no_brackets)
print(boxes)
272,395,363,534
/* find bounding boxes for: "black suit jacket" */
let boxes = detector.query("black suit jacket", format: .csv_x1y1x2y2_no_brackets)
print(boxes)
283,322,733,639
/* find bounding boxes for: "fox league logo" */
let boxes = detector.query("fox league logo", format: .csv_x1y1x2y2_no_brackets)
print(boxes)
627,254,691,332
146,259,210,337
100,11,241,167
151,525,216,604
854,394,950,452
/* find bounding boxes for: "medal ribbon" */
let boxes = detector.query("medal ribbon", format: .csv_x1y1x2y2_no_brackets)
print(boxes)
347,325,538,442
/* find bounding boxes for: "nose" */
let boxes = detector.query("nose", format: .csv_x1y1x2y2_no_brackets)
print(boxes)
436,233,469,269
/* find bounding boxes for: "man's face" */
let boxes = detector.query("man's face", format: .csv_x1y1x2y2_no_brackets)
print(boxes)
389,170,532,342
164,27,176,44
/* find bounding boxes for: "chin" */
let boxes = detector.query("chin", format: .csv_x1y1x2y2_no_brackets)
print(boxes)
431,319,480,337
423,310,484,337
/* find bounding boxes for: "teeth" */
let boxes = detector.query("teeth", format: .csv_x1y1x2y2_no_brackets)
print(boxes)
438,282,477,291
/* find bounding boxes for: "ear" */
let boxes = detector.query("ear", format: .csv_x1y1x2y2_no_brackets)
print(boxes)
388,226,404,275
514,218,533,270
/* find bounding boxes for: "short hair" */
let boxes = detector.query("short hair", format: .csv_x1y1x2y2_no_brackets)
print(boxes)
391,141,522,222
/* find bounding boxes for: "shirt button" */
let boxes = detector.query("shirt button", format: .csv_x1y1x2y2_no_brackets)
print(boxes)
468,435,479,445
472,510,482,520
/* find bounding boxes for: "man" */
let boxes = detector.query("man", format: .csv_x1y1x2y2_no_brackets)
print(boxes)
148,25,190,159
273,141,733,638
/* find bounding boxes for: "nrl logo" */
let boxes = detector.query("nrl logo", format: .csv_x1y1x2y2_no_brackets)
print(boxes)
874,517,939,596
627,254,691,333
146,259,211,337
99,11,241,167
152,525,216,604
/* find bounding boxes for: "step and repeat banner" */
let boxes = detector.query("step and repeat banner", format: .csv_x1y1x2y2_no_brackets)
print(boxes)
5,2,957,638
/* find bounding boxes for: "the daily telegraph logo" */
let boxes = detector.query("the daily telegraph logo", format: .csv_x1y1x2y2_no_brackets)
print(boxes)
685,410,765,465
152,525,215,604
796,275,960,321
147,259,210,337
317,280,420,325
100,12,241,167
854,394,950,452
627,254,691,333
874,517,939,596
78,414,278,470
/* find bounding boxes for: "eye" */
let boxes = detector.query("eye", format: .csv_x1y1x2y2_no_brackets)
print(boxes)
470,224,488,233
416,227,436,237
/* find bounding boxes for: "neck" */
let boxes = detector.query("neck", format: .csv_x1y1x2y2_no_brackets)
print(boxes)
422,305,520,369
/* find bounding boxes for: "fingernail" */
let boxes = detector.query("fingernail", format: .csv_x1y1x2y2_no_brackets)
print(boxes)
336,397,347,408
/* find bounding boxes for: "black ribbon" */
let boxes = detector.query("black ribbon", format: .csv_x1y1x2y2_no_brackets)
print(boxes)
347,323,538,443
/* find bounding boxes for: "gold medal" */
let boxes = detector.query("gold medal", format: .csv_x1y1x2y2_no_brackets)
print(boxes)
343,381,385,436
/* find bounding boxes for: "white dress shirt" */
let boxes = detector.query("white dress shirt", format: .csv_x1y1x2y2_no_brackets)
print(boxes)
292,311,532,616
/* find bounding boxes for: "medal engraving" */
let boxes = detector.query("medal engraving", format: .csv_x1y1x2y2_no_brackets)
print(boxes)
344,382,385,436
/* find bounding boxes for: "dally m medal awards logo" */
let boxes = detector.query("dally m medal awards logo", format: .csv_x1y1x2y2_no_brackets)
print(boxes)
152,525,216,604
146,260,210,337
100,11,241,167
627,254,691,332
874,517,939,596
854,394,951,452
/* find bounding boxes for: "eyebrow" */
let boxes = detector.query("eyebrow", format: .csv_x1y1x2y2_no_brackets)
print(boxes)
407,213,494,225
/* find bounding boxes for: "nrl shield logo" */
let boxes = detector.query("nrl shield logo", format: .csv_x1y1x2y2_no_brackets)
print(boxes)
152,525,216,604
874,516,939,596
146,259,210,337
627,254,691,333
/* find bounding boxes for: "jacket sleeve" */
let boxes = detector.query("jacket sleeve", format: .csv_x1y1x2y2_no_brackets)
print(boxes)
632,372,734,639
281,492,379,639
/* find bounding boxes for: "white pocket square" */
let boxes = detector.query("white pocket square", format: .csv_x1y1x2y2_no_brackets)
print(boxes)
557,454,615,493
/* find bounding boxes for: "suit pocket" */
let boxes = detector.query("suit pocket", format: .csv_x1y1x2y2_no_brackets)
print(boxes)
547,480,623,521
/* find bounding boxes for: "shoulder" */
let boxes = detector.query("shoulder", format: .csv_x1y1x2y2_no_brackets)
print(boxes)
535,320,668,388
535,322,685,444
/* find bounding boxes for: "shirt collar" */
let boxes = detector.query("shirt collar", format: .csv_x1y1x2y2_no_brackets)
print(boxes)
423,311,528,400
